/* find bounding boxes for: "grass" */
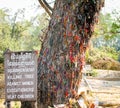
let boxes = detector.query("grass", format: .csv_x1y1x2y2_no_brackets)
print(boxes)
0,63,4,74
91,69,98,77
0,99,21,108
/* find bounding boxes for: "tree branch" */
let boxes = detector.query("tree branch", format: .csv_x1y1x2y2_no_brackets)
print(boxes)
38,0,52,17
43,0,53,11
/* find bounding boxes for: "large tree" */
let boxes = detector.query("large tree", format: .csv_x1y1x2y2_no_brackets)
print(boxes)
21,0,104,108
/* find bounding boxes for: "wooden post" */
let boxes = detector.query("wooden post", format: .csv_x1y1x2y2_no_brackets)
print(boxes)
33,101,37,108
21,101,37,108
83,75,93,91
4,101,11,108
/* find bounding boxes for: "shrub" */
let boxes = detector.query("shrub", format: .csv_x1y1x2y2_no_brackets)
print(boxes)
92,57,120,70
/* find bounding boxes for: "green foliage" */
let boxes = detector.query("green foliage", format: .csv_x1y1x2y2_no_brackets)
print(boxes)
14,101,21,108
86,46,119,63
0,8,49,64
99,46,119,60
94,12,120,40
89,11,120,70
91,69,98,77
86,46,120,70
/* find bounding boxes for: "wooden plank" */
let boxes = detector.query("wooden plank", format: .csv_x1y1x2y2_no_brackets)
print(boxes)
82,76,93,91
86,77,120,81
92,91,120,94
99,101,120,107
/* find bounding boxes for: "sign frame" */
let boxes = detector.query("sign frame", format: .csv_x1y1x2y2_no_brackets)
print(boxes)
4,50,37,101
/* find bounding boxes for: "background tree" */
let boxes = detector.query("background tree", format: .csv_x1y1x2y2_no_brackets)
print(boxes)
0,9,49,51
20,0,104,108
0,8,48,66
86,11,120,70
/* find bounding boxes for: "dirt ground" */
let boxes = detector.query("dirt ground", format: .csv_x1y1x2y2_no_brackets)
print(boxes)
0,70,120,108
80,70,120,108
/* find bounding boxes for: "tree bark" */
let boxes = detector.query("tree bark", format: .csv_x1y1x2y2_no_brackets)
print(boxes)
21,0,104,107
37,0,104,107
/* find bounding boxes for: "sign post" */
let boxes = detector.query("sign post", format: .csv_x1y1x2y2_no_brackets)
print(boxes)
4,51,37,107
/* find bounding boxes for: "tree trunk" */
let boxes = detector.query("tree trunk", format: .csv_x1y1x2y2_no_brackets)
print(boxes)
21,0,104,107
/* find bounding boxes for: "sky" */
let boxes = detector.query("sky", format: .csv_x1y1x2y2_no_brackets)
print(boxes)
101,0,120,14
0,0,120,20
0,0,43,20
